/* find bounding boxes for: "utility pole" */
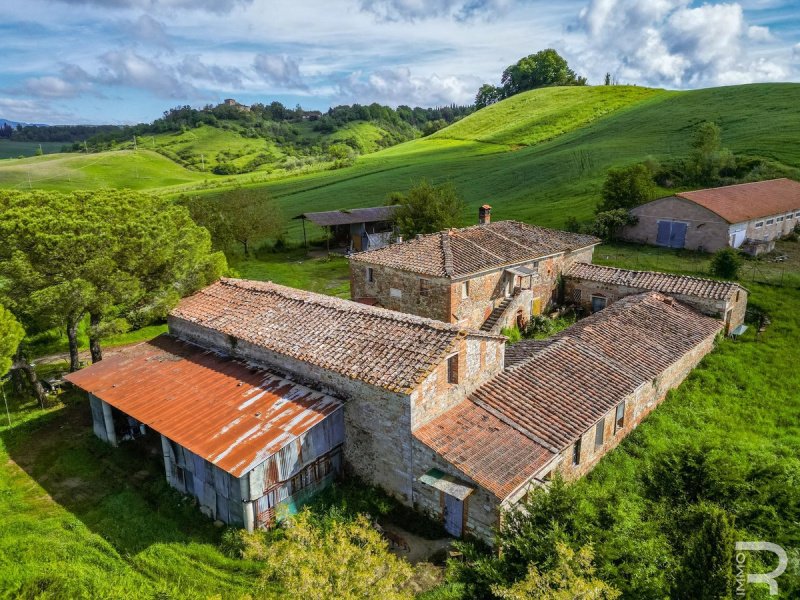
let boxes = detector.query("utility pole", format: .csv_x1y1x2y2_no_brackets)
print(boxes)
200,153,205,171
84,140,89,153
133,136,138,151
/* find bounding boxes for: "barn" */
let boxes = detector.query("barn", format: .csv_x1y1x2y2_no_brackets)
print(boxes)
622,178,800,254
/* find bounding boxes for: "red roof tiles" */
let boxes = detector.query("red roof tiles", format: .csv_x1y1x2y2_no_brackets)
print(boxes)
170,278,501,393
65,336,342,477
350,220,599,278
566,262,744,300
471,292,722,451
413,400,555,499
674,178,800,223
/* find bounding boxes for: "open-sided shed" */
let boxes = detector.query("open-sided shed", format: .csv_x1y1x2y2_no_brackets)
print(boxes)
293,206,398,251
66,335,344,530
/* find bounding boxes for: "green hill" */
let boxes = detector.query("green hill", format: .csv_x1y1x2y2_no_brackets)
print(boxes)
430,85,660,147
1,84,799,236
246,83,800,239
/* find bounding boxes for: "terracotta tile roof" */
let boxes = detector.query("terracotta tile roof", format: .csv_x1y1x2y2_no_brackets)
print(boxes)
566,263,744,301
503,339,558,368
674,178,800,223
413,400,555,500
471,292,722,451
170,278,501,393
293,206,399,227
350,220,600,278
65,335,343,478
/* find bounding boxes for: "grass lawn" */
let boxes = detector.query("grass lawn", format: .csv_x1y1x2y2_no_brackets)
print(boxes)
230,250,351,298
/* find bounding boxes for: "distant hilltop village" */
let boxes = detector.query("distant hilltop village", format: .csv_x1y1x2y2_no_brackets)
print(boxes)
68,205,747,542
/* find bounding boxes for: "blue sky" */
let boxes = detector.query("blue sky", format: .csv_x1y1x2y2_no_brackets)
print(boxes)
1,0,799,124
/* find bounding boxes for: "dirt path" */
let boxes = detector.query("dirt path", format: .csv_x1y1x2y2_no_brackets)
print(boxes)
381,522,453,564
35,342,141,367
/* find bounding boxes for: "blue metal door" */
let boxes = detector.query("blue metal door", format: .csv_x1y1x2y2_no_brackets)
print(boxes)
669,222,687,248
656,221,671,246
444,494,463,537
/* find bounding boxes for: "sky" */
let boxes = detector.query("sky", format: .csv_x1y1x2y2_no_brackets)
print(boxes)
1,0,799,124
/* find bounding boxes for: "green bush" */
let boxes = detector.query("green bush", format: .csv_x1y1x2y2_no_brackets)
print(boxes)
710,248,742,279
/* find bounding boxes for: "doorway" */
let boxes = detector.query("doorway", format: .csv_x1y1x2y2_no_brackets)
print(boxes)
443,493,463,537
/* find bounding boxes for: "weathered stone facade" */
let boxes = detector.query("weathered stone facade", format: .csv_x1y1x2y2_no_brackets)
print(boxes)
564,273,748,333
555,325,719,480
168,315,505,505
352,246,596,330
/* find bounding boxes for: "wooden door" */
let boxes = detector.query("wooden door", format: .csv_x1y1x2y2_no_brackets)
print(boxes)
443,494,463,537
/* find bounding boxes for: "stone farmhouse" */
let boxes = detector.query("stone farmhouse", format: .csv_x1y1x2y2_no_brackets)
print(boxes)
565,262,748,334
622,178,800,254
350,207,601,333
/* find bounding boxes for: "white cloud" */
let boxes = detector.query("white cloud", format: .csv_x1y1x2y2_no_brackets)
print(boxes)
47,0,253,14
96,51,193,98
253,54,307,90
336,67,480,105
0,98,75,124
572,0,790,87
128,14,172,49
359,0,517,21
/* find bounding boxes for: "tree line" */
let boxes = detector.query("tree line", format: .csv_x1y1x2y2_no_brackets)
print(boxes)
0,190,226,404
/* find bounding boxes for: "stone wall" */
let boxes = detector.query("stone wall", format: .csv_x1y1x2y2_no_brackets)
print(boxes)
556,325,720,480
564,278,748,333
350,262,451,322
167,317,500,506
624,197,730,252
350,246,597,329
410,335,505,428
411,436,501,542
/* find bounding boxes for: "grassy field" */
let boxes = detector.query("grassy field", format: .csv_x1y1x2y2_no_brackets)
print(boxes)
3,84,798,240
0,141,64,160
0,149,205,191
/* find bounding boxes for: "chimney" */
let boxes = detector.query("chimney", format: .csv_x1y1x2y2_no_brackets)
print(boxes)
479,204,492,225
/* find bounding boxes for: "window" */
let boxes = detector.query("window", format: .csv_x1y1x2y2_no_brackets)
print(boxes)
572,437,582,466
594,418,605,450
766,219,774,225
461,281,469,299
447,353,459,384
777,216,784,223
755,221,764,229
591,295,607,313
390,287,402,299
419,278,431,297
366,267,374,283
615,401,626,433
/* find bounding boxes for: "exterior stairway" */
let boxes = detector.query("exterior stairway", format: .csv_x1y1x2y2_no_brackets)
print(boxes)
480,296,514,332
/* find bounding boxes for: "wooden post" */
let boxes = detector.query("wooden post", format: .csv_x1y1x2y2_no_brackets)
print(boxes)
326,226,330,253
301,218,308,249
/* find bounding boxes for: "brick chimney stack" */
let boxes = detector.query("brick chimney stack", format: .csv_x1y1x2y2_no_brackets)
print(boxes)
479,204,492,225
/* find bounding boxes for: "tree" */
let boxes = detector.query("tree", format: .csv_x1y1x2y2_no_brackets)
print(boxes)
261,511,413,600
500,49,586,97
0,304,24,378
599,163,655,212
183,188,285,257
688,122,735,184
673,504,735,600
0,190,227,370
492,543,621,600
590,210,638,242
388,180,464,238
475,84,504,109
710,248,742,279
604,72,612,86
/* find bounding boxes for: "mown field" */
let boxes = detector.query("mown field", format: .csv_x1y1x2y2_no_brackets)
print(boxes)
3,84,798,241
0,141,64,160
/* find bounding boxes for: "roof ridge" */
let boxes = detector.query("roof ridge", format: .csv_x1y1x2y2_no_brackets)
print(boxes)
468,396,561,454
676,178,790,197
573,262,737,286
216,278,503,339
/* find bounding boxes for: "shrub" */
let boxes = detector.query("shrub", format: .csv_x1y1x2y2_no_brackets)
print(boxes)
710,248,742,279
501,326,522,344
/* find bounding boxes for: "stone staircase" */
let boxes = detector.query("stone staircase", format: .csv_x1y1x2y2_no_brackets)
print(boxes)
480,296,514,332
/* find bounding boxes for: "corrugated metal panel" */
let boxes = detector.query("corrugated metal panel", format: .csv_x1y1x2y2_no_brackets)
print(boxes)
65,336,344,478
293,205,399,226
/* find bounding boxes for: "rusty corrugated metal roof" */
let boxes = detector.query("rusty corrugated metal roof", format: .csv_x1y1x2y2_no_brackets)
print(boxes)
293,205,399,226
65,335,342,478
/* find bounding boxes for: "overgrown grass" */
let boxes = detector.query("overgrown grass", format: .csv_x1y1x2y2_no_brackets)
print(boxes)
0,390,270,599
230,250,351,298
